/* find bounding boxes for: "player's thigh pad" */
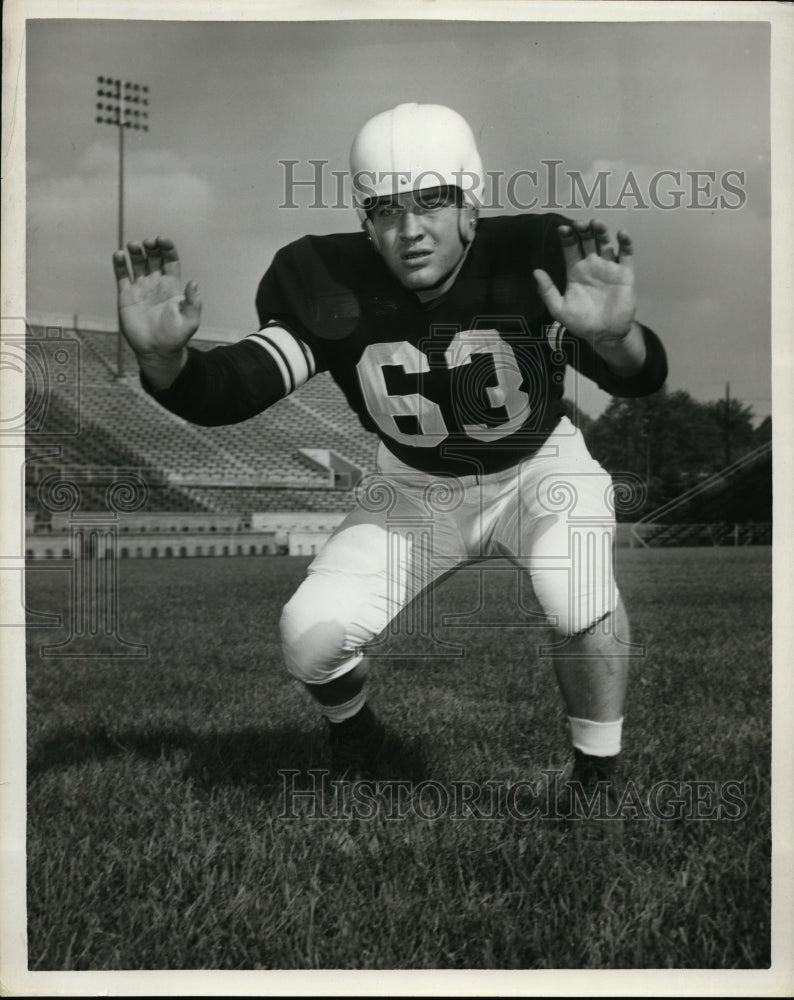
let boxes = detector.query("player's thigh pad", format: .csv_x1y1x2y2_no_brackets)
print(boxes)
497,428,620,636
280,503,461,685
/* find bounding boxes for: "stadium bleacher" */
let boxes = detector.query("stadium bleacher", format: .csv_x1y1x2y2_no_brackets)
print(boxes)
25,325,377,528
181,485,357,514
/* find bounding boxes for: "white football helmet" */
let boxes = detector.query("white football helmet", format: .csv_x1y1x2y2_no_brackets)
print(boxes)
349,103,484,247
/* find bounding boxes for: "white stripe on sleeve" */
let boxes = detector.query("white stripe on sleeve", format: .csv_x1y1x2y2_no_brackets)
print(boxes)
247,325,316,395
546,321,565,353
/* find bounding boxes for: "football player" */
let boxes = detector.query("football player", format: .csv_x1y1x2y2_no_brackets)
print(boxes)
113,104,667,839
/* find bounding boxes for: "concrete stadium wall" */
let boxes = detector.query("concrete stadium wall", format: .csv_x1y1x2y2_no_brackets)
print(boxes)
26,312,247,345
25,529,279,560
27,510,345,560
252,511,346,536
288,530,334,557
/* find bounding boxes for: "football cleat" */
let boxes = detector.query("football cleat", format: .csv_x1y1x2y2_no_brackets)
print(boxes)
327,704,387,780
555,749,624,849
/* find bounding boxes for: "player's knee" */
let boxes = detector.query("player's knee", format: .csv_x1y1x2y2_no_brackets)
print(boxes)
533,573,620,638
549,604,616,638
279,578,363,686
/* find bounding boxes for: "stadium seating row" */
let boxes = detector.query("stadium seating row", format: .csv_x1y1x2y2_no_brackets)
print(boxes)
183,485,356,514
25,326,378,519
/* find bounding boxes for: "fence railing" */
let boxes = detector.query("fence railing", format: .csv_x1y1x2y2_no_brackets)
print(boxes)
631,522,771,547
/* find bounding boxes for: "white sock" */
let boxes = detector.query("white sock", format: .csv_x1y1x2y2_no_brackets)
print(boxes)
321,689,367,724
568,716,623,756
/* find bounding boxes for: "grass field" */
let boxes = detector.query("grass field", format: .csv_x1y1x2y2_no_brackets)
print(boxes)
25,546,771,970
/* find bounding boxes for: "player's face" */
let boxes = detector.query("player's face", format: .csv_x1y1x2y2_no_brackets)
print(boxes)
368,187,471,292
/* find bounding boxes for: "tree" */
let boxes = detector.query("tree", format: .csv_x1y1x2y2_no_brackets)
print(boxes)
755,414,772,445
586,387,758,518
704,396,756,467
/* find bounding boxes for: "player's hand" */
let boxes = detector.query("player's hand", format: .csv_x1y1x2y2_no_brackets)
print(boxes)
533,221,637,349
112,237,202,360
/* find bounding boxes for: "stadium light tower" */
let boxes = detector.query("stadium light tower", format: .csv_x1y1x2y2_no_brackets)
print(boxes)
95,76,150,377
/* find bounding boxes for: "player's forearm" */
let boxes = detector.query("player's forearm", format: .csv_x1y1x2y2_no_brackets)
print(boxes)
593,321,647,377
140,340,290,425
137,348,189,391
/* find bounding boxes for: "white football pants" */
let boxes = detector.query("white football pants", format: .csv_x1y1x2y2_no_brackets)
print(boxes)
280,417,620,686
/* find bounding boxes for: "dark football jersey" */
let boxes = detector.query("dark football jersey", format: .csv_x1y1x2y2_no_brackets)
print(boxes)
143,213,667,477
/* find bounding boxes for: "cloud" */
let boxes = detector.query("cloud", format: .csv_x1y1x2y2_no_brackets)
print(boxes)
29,141,213,240
566,158,765,217
27,141,213,314
553,157,769,308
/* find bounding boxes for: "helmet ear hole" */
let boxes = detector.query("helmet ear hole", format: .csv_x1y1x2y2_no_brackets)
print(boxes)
458,204,478,246
364,217,382,254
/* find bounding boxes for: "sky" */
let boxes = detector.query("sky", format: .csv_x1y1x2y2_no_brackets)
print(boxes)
24,17,772,421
